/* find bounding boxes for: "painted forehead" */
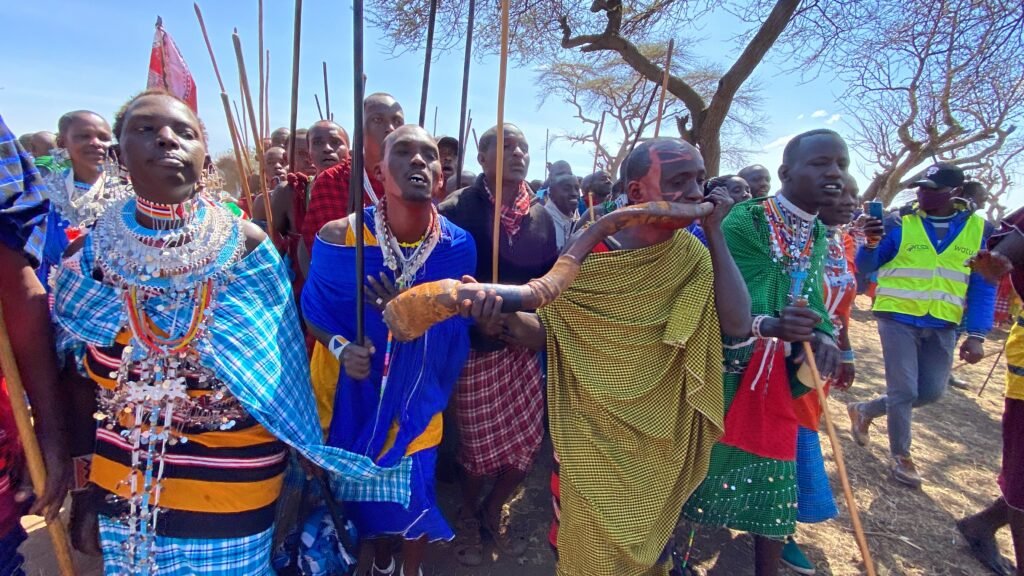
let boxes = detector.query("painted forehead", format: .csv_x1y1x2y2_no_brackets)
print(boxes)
646,141,700,170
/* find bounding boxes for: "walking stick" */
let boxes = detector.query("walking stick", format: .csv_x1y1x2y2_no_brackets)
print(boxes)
418,0,438,127
491,0,510,283
653,39,674,138
323,61,331,121
801,340,877,575
455,0,476,190
628,75,660,155
977,339,1008,398
265,50,272,132
589,111,606,209
194,3,255,212
286,0,305,187
233,31,275,232
351,0,367,345
314,94,324,121
0,304,75,576
258,0,265,145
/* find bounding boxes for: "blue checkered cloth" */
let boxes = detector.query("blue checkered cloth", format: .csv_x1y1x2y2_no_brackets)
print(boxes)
99,515,274,575
795,426,838,524
0,113,48,266
53,217,412,506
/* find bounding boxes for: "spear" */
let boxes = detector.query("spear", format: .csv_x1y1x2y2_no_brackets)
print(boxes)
589,111,606,210
315,93,325,120
628,78,661,156
455,0,476,189
352,0,367,344
234,99,248,150
491,0,510,283
265,50,271,137
233,30,274,231
287,1,304,180
322,61,331,120
258,0,265,144
433,106,438,135
193,2,255,211
653,39,674,138
419,0,439,127
0,306,74,575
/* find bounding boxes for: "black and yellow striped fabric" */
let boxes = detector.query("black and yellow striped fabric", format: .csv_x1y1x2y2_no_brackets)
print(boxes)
538,230,724,576
86,331,288,539
1006,318,1024,401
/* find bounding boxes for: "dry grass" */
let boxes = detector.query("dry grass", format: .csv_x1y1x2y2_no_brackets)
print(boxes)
21,295,1012,575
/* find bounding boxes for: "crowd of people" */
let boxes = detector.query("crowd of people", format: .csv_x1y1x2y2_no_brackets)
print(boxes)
0,85,1019,576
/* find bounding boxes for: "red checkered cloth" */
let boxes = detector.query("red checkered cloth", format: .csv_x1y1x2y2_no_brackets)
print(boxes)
455,346,544,477
300,158,382,253
484,180,531,239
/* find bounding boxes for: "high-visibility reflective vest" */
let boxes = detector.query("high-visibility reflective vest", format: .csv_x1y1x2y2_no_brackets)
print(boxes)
872,212,985,324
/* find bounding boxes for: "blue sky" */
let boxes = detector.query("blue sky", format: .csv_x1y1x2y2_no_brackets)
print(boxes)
2,0,866,190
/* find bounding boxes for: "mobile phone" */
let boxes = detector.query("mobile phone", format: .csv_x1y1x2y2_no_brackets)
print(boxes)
865,201,884,220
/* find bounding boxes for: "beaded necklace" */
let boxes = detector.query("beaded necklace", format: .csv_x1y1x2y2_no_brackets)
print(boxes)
765,195,816,301
90,193,247,573
44,149,131,228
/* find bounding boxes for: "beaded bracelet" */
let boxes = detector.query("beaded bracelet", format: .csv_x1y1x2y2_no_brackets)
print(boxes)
841,348,856,364
751,315,772,339
328,335,351,360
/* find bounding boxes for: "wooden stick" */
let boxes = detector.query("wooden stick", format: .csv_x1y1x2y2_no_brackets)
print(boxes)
258,0,265,144
419,0,439,127
433,106,438,135
455,0,476,190
492,0,510,283
464,116,473,154
978,339,1008,397
287,0,304,178
653,39,674,138
0,303,75,576
352,0,367,345
950,345,1004,373
802,340,878,576
322,61,331,120
314,93,324,120
545,128,550,179
234,99,248,150
265,50,271,137
629,78,660,155
472,127,479,149
592,111,606,174
233,31,274,231
193,3,255,209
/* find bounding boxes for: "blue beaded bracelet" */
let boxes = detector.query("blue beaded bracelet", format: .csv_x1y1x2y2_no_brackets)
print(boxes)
841,348,856,363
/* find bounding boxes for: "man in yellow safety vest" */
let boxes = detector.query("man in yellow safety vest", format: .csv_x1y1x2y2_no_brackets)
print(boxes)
847,162,995,488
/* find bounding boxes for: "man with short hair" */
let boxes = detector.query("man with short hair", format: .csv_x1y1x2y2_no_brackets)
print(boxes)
438,123,557,565
270,126,291,149
536,160,574,204
739,164,772,198
683,129,845,576
544,172,581,250
848,162,995,488
437,135,460,184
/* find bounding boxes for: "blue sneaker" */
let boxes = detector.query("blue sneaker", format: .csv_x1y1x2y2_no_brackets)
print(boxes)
781,537,816,575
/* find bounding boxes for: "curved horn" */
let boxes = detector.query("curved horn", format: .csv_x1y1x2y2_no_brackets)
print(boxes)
383,200,714,341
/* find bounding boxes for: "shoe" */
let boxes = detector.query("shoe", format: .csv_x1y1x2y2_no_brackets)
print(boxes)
890,455,923,489
949,375,970,390
847,402,872,447
780,537,816,575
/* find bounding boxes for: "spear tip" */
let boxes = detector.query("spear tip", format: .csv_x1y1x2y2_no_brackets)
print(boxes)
156,15,163,28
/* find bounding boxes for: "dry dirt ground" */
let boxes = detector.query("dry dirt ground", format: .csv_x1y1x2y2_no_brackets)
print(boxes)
19,295,1015,575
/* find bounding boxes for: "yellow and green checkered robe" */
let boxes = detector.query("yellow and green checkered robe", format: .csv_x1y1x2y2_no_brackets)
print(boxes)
539,230,724,576
682,198,832,539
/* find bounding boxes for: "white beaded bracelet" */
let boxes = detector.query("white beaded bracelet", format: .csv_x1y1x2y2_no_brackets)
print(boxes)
751,315,772,339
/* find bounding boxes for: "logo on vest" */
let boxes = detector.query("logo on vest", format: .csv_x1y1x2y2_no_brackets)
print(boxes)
906,244,930,253
954,245,975,256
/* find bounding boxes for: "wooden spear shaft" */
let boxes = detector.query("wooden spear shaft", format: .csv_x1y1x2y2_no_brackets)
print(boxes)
287,0,304,180
322,61,331,120
0,303,75,576
653,39,674,138
193,3,255,210
234,99,248,150
491,0,510,283
258,0,265,144
455,0,476,190
801,340,877,576
265,50,271,134
314,94,324,120
233,31,274,232
352,0,367,344
419,0,438,127
589,111,606,209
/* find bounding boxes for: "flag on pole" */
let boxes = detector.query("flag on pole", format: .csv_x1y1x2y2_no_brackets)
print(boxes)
148,16,198,112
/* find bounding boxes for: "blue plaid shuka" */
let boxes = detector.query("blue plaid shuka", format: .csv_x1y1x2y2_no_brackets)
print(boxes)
0,113,48,265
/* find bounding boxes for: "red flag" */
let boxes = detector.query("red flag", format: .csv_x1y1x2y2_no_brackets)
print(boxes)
147,17,198,112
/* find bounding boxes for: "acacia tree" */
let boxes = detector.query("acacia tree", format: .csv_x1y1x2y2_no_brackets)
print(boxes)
367,0,806,174
799,0,1024,205
537,44,765,176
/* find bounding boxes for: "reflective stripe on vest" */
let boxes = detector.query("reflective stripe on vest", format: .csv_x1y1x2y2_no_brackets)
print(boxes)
872,212,985,324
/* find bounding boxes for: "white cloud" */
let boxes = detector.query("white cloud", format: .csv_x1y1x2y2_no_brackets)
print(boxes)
826,114,842,125
811,110,828,118
797,113,805,120
763,134,797,151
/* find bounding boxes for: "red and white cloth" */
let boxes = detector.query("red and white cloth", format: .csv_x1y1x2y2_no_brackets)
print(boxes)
147,18,198,112
455,346,544,477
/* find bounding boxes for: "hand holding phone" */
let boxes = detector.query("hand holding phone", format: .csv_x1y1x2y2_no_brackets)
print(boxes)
862,201,885,245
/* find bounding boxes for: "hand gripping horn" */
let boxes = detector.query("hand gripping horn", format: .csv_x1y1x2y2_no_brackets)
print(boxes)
383,200,714,341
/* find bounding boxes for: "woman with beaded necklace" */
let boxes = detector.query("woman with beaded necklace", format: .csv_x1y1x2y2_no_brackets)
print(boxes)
53,91,414,576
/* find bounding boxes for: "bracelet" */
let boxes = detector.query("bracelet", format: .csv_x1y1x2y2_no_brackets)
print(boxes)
967,333,987,342
841,349,856,363
328,335,351,360
751,315,772,339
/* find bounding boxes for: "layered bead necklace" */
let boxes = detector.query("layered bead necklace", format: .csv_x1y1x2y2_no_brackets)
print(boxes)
43,148,132,229
765,194,817,301
90,193,247,574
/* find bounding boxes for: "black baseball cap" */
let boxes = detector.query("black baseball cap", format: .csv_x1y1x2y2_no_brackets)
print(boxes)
912,162,965,190
437,136,460,155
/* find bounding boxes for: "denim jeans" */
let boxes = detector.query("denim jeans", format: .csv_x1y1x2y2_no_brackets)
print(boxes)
861,316,957,457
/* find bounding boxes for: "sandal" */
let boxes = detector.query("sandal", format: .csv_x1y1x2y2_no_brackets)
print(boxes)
482,513,529,557
453,512,484,566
